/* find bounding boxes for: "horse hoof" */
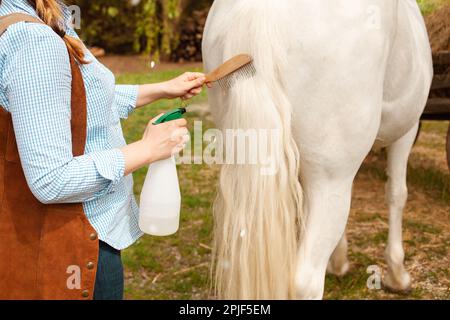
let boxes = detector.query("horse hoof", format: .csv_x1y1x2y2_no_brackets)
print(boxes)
382,273,412,294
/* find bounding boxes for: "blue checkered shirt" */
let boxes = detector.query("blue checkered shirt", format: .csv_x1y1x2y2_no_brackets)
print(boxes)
0,0,143,250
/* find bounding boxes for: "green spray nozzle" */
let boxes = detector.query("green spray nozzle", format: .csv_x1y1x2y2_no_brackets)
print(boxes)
153,108,187,125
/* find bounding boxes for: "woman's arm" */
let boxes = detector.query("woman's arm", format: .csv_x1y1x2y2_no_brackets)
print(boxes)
5,24,188,204
113,73,205,119
5,25,127,204
135,72,206,108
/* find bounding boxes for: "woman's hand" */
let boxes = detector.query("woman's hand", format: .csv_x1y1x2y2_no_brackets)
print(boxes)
136,72,206,108
161,72,206,100
120,114,189,175
142,114,190,162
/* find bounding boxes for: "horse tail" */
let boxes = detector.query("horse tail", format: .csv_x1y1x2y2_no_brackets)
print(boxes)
209,0,303,299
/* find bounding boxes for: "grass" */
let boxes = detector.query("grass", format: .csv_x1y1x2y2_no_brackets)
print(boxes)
117,68,449,300
418,0,448,15
117,68,217,300
359,125,450,204
118,0,450,296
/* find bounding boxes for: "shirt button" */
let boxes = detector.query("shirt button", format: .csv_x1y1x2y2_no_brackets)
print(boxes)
89,233,98,241
87,262,95,270
81,290,89,298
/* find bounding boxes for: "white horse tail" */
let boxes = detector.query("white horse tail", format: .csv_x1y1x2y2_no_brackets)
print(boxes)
210,0,303,299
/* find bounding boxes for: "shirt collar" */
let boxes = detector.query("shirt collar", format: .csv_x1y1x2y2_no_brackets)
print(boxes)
0,0,38,17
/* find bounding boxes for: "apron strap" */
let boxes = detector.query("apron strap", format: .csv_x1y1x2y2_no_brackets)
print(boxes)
69,53,87,156
0,13,87,156
0,13,43,36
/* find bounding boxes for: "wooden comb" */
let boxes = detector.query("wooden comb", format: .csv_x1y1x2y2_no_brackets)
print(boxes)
205,54,256,89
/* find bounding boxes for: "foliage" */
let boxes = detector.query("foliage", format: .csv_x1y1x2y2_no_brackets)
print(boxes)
71,1,445,56
71,0,213,58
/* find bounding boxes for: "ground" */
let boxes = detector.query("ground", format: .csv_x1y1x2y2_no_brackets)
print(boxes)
107,65,449,300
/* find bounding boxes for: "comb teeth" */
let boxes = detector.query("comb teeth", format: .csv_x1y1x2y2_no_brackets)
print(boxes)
217,62,257,90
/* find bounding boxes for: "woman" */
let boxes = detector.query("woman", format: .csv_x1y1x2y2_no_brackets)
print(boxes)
0,0,205,300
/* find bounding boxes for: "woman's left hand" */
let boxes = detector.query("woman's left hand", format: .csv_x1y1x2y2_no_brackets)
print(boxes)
162,72,206,100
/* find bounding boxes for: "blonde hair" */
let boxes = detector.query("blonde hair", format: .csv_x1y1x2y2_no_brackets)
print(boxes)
28,0,88,64
207,1,303,299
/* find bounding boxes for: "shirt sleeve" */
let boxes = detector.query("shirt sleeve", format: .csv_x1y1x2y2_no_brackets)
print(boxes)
114,85,139,119
3,23,126,204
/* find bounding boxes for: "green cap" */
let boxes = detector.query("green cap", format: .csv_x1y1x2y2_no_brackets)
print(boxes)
153,108,187,125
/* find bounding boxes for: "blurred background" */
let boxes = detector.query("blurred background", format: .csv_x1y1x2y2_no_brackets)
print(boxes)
71,0,450,61
72,0,212,62
69,0,450,299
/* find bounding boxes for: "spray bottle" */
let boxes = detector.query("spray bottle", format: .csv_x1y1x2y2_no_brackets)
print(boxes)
139,107,187,236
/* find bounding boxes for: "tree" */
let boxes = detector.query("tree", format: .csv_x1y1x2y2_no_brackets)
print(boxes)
71,0,213,59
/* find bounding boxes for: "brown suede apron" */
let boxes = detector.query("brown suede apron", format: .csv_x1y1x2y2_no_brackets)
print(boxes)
0,14,99,300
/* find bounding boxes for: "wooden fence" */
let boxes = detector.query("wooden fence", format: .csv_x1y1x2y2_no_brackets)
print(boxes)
421,51,450,171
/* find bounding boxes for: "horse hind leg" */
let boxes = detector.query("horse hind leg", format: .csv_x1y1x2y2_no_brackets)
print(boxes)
327,232,350,277
382,123,419,293
295,177,355,299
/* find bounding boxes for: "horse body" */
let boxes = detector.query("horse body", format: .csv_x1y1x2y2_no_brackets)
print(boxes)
203,0,432,299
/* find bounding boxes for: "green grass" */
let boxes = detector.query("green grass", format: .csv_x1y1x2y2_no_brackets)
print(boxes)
117,68,216,300
418,0,448,15
117,67,207,195
361,148,450,205
118,68,449,300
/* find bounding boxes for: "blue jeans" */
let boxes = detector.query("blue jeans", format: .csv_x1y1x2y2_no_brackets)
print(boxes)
94,241,124,300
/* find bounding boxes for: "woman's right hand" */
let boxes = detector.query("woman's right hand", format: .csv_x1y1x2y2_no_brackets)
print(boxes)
141,114,190,164
120,114,189,176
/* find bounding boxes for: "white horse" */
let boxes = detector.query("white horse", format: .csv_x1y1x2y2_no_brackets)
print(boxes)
202,0,433,299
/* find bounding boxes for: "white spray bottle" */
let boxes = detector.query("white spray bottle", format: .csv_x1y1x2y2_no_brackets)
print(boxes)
139,108,187,236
